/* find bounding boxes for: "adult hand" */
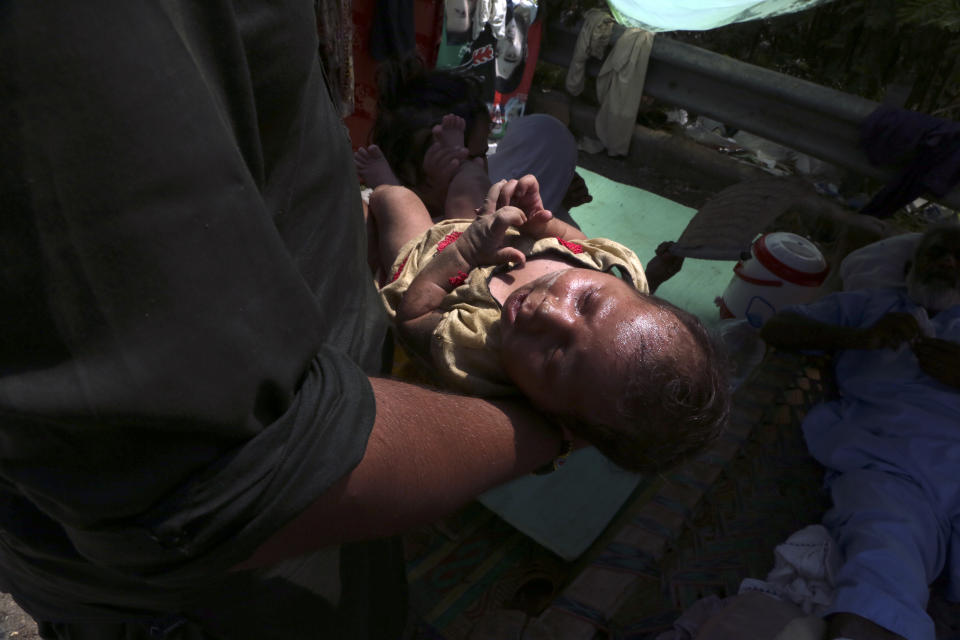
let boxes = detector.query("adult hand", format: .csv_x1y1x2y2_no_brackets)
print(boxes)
850,312,920,350
913,337,960,389
458,206,528,268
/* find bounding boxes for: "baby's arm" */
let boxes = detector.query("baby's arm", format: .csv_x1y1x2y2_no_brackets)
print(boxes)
397,208,528,356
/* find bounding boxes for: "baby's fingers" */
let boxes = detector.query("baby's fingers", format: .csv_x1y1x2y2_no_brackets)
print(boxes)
527,209,553,224
493,247,526,266
482,180,509,215
495,179,520,209
491,206,527,231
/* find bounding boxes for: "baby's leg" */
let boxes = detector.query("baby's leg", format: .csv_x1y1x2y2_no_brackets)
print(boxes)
444,158,490,220
421,115,470,205
368,185,435,274
428,114,489,220
355,144,401,189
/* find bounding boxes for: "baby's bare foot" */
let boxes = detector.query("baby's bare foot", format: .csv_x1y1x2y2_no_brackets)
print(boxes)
355,144,400,188
422,140,467,195
432,113,468,150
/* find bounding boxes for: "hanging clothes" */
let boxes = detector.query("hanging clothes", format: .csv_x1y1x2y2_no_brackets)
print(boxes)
474,0,508,40
316,0,355,116
594,29,655,157
369,0,416,61
439,0,540,134
859,105,960,218
564,8,617,97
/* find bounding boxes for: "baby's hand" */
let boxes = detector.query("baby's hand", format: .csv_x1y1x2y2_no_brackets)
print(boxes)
494,175,548,217
457,206,528,268
482,177,553,234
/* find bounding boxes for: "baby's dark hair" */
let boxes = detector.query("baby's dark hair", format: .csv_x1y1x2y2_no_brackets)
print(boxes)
370,56,489,189
564,294,730,474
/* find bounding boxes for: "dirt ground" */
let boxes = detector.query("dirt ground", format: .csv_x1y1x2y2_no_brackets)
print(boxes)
575,148,714,210
1,592,39,640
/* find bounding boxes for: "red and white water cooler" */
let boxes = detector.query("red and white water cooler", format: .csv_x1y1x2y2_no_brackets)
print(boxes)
717,232,829,327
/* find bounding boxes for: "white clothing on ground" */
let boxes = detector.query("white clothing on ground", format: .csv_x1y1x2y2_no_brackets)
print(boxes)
739,524,841,615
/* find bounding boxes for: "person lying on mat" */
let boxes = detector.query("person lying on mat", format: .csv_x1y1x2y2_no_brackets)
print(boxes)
761,222,960,640
370,169,730,474
354,58,592,224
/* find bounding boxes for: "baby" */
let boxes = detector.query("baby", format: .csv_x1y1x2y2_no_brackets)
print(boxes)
369,165,730,474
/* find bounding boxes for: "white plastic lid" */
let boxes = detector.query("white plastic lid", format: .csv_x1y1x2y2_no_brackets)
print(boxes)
755,232,826,274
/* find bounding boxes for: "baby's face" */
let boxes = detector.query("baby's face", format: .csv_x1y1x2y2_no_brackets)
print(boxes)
499,267,652,420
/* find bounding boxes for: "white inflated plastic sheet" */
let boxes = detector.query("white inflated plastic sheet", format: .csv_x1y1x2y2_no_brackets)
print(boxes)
605,0,838,32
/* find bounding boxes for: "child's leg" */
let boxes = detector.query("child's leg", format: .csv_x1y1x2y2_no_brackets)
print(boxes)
368,185,435,274
427,115,489,220
443,158,491,221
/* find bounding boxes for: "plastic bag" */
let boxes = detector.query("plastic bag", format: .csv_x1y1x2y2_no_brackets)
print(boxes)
605,0,838,32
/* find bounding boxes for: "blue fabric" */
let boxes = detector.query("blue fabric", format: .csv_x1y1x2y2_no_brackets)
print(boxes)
859,105,960,219
785,291,960,640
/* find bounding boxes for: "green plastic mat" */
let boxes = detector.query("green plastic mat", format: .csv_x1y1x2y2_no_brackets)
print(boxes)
571,167,737,328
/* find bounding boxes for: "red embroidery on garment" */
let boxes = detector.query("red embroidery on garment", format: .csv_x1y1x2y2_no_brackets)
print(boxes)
556,237,584,254
436,231,462,253
390,254,410,282
471,45,494,66
448,270,469,287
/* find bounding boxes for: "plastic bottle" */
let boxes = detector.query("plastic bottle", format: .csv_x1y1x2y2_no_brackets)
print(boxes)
490,102,505,140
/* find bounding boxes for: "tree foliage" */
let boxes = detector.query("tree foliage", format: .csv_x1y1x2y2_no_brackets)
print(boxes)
667,0,960,119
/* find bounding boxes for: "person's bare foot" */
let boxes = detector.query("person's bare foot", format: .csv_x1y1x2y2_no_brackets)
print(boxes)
419,115,465,197
422,114,469,190
561,171,593,210
824,612,906,640
645,241,685,293
355,144,400,188
432,113,468,150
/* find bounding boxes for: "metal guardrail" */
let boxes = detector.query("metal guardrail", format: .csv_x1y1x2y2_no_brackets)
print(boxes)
540,20,960,210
